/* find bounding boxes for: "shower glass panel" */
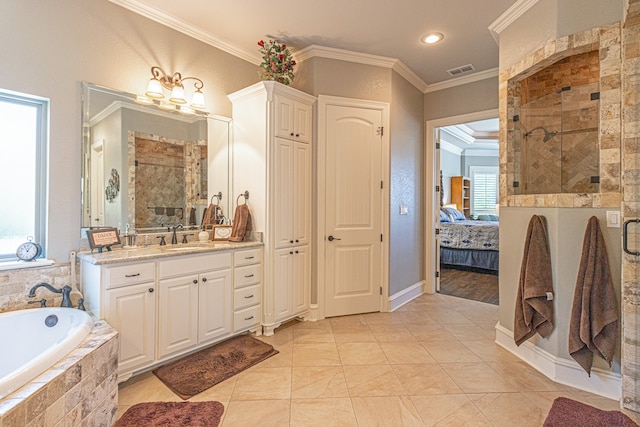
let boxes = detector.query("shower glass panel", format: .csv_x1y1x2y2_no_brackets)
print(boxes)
514,82,600,195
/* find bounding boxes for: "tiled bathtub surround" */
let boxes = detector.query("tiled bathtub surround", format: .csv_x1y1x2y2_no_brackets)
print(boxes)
501,23,622,208
0,319,118,427
0,263,74,314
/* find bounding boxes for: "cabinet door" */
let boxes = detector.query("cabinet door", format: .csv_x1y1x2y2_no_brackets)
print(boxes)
274,247,294,321
294,102,312,144
292,245,310,314
158,275,199,359
293,141,311,246
274,95,295,140
198,268,232,344
105,283,156,373
273,137,295,249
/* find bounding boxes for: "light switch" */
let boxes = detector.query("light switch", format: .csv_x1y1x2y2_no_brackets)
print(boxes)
399,205,408,215
606,211,620,228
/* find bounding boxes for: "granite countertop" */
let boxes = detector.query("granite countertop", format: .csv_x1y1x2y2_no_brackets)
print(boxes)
77,241,263,265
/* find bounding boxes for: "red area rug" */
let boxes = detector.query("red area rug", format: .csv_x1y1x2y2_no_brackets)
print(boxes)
115,401,224,427
544,397,638,427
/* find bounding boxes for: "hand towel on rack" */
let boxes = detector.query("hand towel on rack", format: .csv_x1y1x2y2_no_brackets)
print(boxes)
229,204,252,242
202,203,217,227
569,216,618,376
514,215,554,346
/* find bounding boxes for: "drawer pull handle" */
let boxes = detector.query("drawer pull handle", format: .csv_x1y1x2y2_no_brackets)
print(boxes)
244,256,255,259
125,273,141,278
244,274,254,278
244,294,254,299
148,288,154,293
244,315,254,320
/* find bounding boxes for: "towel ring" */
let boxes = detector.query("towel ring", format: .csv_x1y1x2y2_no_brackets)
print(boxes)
210,192,222,204
236,190,249,206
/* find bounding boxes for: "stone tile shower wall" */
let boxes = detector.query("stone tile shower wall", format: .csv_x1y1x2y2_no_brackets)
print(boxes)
501,24,622,209
515,51,600,194
622,0,640,413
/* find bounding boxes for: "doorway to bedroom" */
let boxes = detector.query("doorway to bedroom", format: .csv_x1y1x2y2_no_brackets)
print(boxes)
433,114,499,305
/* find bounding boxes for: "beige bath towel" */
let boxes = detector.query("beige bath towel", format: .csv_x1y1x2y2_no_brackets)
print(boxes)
229,204,252,242
569,216,618,376
514,215,554,346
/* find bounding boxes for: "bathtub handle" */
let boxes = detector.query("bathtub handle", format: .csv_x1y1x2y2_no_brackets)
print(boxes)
148,288,154,293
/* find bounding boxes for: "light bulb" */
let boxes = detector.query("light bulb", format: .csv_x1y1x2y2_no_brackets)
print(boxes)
145,78,164,99
190,89,206,110
169,84,187,104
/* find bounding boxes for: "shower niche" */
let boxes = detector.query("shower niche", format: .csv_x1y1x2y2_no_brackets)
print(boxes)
510,50,600,195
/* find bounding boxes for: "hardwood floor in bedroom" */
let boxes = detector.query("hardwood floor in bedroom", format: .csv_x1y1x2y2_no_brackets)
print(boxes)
439,266,499,305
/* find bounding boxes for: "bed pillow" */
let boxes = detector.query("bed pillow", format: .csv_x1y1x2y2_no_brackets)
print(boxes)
439,209,451,222
442,207,466,221
477,214,499,221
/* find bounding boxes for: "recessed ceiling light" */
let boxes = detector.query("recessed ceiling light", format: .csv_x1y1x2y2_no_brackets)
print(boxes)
421,32,444,44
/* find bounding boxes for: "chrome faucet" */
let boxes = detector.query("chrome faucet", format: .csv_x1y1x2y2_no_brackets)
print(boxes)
171,223,183,244
28,283,73,308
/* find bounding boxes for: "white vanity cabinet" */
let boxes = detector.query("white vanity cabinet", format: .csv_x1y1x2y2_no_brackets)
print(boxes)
229,81,315,336
157,252,232,359
233,248,262,332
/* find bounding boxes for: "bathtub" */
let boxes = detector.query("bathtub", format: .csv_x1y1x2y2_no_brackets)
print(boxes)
0,307,93,399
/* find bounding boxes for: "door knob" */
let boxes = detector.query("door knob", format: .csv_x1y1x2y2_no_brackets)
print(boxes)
328,235,341,241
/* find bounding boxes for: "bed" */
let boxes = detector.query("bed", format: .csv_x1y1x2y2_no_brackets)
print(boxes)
439,207,499,272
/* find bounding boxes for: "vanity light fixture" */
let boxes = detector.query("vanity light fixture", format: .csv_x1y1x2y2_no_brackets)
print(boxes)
137,66,207,114
421,32,444,44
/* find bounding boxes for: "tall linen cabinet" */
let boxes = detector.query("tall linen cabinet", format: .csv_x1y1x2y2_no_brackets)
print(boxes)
229,81,315,336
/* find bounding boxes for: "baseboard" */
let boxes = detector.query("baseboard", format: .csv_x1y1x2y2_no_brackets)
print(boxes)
307,304,319,321
495,323,621,400
389,280,425,311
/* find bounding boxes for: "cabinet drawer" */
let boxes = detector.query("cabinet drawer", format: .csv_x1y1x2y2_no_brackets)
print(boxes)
159,252,231,279
105,262,155,289
233,248,262,267
234,304,261,332
234,284,261,310
234,264,261,288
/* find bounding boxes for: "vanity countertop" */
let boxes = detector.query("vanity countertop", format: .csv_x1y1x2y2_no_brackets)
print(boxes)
77,241,263,265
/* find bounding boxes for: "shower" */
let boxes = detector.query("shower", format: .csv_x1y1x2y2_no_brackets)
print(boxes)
524,126,558,142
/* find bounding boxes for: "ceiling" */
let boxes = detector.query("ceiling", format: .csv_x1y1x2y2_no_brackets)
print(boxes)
110,0,522,90
440,119,499,154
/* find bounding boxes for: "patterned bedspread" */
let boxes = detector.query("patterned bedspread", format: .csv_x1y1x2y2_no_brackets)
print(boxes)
440,220,499,251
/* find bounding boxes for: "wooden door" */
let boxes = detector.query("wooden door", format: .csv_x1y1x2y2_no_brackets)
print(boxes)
158,275,198,358
324,105,383,317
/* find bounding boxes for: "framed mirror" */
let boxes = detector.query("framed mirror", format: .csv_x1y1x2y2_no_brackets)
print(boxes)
81,82,232,234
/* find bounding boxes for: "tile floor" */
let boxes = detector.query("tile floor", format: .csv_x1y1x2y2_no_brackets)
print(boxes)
117,293,640,426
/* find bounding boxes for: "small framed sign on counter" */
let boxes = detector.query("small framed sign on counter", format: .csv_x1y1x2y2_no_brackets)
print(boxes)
212,225,232,241
86,227,121,252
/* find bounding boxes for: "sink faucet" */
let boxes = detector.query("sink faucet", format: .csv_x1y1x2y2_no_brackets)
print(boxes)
28,283,73,308
171,223,183,244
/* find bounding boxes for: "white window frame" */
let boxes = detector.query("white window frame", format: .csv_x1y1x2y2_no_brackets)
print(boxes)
469,165,498,215
0,89,49,262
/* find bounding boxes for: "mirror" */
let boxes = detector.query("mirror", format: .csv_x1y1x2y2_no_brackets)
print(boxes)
81,82,232,234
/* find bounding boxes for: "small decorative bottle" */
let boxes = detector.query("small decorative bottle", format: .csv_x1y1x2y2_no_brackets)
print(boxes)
198,227,209,242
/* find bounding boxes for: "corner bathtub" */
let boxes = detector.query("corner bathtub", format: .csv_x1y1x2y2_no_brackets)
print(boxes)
0,307,93,399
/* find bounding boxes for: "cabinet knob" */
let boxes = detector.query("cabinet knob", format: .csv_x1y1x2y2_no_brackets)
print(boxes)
290,132,294,137
295,239,299,243
125,273,140,278
295,250,299,254
201,277,207,283
290,251,293,255
290,240,294,243
295,133,300,137
148,288,154,293
193,279,198,284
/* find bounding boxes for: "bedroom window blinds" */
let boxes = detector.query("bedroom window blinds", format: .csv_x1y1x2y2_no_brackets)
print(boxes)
470,166,498,214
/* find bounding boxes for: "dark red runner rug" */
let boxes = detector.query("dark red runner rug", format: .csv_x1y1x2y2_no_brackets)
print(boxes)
115,401,224,427
544,397,638,427
153,334,278,399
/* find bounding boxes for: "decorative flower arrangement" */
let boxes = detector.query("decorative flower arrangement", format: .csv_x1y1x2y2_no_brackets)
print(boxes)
257,39,296,85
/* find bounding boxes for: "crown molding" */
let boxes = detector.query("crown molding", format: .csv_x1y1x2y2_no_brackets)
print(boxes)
108,0,259,64
424,67,499,93
439,139,464,156
488,0,539,44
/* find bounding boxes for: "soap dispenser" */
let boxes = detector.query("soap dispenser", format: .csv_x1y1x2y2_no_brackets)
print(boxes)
198,227,209,242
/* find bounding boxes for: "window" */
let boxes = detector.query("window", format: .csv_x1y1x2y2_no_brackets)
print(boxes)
0,89,48,260
469,166,498,215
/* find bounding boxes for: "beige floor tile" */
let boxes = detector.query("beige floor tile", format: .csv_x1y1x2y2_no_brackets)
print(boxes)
442,324,495,341
393,364,462,395
361,312,406,325
293,327,336,344
462,339,521,363
410,394,492,426
395,310,438,324
486,361,568,391
290,398,357,426
379,342,436,364
294,319,333,330
351,396,424,427
117,372,181,405
291,366,349,398
292,343,341,367
440,363,518,393
336,342,389,365
253,342,293,368
409,324,458,342
332,325,377,343
258,326,295,347
371,324,416,342
187,376,238,402
232,367,291,400
342,365,404,396
329,314,367,327
423,340,483,363
473,392,548,427
424,308,474,324
222,399,290,426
